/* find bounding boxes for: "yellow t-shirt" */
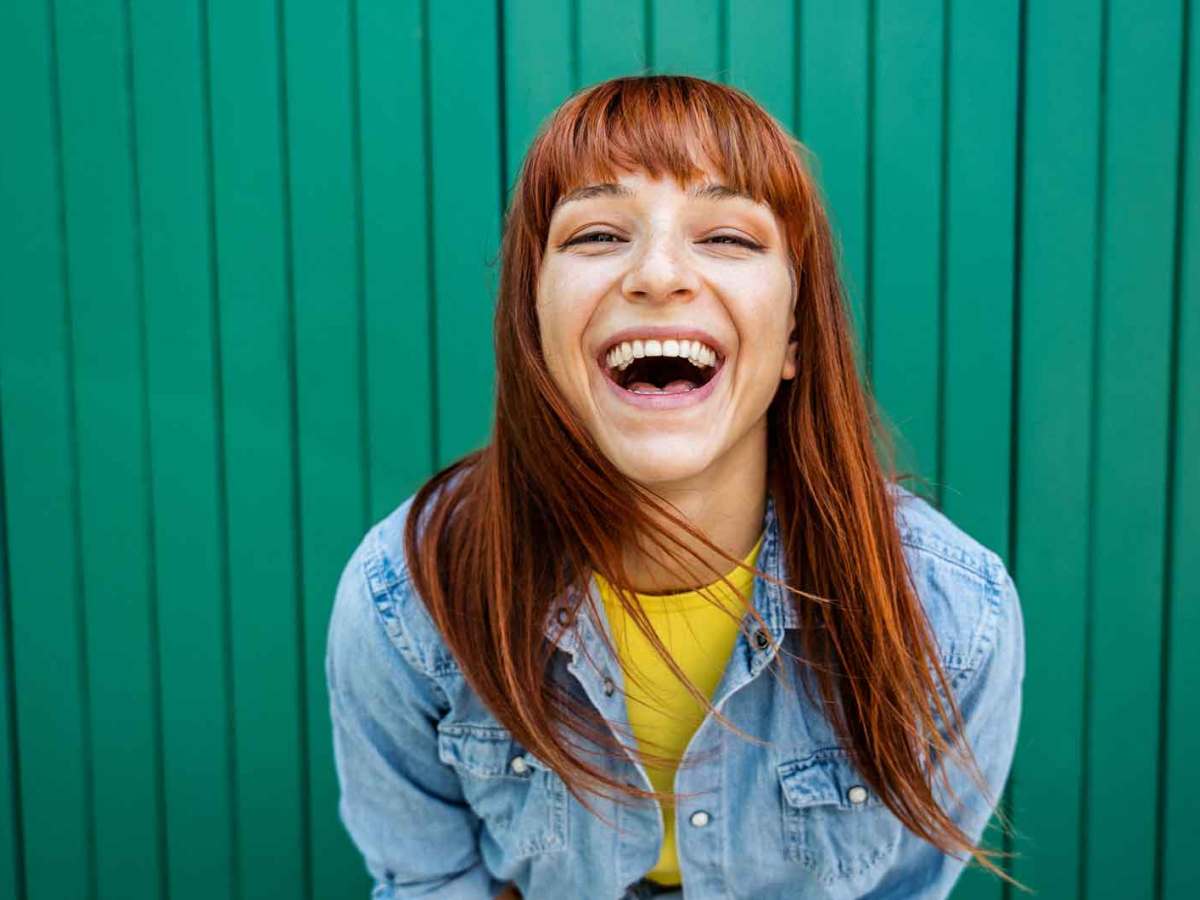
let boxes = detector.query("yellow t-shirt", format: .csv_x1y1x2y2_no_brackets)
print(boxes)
593,530,764,888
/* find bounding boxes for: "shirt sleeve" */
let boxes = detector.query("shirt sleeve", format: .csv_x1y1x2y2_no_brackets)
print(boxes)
325,536,507,899
863,560,1027,899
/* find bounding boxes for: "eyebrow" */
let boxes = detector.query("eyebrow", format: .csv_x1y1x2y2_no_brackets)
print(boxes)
553,180,756,211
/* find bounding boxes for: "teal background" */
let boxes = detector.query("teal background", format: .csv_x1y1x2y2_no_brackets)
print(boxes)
0,1,1196,898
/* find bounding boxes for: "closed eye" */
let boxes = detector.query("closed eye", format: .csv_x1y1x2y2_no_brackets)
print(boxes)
564,232,624,246
562,231,763,250
706,234,762,249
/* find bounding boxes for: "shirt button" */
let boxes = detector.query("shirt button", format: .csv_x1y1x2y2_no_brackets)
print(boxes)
752,628,771,650
603,676,615,697
509,756,530,775
556,607,571,626
847,785,868,805
689,810,711,828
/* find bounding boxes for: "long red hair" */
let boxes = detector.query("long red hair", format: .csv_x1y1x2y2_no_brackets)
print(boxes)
404,74,1022,888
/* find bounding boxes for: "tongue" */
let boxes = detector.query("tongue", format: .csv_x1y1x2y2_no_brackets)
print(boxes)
627,379,698,394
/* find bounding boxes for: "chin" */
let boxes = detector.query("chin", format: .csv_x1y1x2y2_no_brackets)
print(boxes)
606,443,715,488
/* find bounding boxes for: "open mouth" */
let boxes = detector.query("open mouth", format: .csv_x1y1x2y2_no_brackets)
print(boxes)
605,353,720,393
597,338,726,404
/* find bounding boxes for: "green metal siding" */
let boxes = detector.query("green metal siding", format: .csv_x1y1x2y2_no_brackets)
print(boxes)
0,2,1194,899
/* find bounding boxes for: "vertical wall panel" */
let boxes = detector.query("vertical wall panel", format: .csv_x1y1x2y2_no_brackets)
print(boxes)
53,1,163,897
871,0,945,487
0,406,16,900
357,0,436,521
207,1,308,897
0,18,45,900
941,0,1020,549
1086,2,1185,898
652,0,723,81
1009,3,1102,898
727,0,795,136
0,1,93,897
281,4,370,900
503,1,573,206
128,1,236,899
940,4,1022,899
578,0,648,86
797,1,871,366
1163,5,1199,897
281,3,365,899
427,1,503,466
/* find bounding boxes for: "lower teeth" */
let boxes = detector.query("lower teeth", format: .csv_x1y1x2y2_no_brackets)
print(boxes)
627,379,699,394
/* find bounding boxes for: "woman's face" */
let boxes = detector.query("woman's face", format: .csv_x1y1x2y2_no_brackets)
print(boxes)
536,165,798,489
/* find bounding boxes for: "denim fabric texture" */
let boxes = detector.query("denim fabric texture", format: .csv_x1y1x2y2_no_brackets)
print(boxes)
325,484,1025,899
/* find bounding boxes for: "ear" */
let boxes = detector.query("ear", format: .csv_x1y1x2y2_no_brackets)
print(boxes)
781,300,799,381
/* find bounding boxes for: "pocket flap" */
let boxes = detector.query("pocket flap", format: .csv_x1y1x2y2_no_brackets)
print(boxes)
777,749,882,810
437,725,548,778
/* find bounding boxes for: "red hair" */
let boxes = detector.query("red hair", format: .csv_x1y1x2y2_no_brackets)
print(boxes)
404,74,1022,889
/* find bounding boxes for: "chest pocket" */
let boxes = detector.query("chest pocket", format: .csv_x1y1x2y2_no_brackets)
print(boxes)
777,748,902,893
437,725,568,859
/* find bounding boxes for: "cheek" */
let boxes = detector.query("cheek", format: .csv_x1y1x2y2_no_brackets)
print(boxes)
729,286,793,358
726,303,795,395
536,274,591,388
535,312,569,387
538,263,603,332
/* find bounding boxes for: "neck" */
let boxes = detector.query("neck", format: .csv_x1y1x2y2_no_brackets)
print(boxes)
620,419,768,594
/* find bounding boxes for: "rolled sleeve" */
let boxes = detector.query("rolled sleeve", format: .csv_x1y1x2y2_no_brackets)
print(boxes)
325,538,504,899
865,559,1026,899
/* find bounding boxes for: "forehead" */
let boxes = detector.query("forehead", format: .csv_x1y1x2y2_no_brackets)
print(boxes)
554,178,758,213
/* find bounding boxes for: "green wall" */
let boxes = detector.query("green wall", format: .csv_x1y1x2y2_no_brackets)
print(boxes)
0,1,1195,898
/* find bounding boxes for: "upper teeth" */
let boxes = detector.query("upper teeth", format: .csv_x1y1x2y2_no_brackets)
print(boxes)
605,338,719,371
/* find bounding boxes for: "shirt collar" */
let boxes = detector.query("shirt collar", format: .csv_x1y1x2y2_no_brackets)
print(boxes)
542,490,798,656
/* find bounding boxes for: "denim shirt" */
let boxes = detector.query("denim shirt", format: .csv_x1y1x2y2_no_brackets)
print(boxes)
325,484,1025,899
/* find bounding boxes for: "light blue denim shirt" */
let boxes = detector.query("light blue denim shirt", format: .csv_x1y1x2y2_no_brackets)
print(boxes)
325,484,1025,899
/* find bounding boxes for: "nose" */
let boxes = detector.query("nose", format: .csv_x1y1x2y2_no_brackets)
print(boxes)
620,231,701,305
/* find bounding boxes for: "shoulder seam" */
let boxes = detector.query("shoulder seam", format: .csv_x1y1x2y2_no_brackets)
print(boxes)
362,520,463,681
954,553,1007,685
359,525,434,677
901,535,1005,674
899,530,996,582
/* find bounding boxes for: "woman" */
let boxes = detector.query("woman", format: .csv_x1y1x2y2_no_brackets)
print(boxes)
325,75,1026,900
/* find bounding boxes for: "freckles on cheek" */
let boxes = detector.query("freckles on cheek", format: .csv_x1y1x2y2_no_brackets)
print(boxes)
541,270,596,344
544,268,589,307
535,308,577,383
537,269,579,324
